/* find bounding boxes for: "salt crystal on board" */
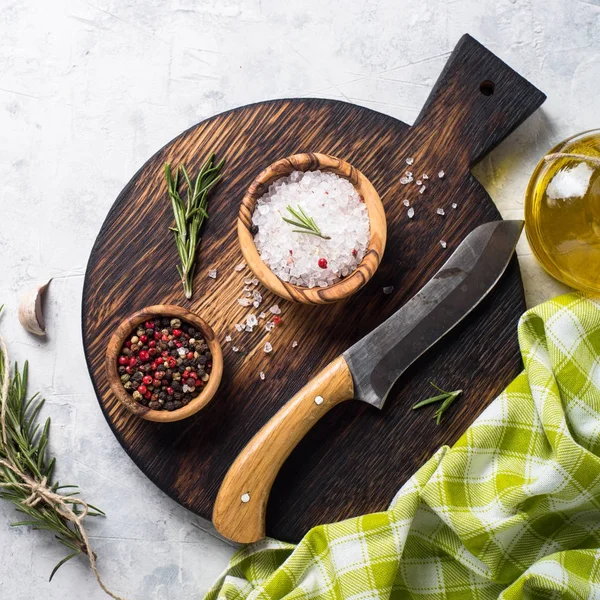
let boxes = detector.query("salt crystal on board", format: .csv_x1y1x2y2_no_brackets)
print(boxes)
259,312,266,320
292,340,299,348
225,335,232,342
403,199,410,207
247,314,258,327
438,170,445,179
419,185,426,194
207,269,217,279
234,262,246,272
440,240,447,249
437,208,445,216
406,157,414,165
259,371,266,380
400,177,410,185
245,325,253,332
416,180,422,186
452,203,457,209
383,286,394,295
269,304,281,315
251,278,259,286
232,346,239,352
422,174,429,180
238,298,252,306
264,342,273,353
407,207,415,219
244,278,253,285
265,322,275,332
234,323,244,332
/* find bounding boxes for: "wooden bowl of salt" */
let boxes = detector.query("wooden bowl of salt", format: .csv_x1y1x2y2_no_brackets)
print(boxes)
238,153,386,304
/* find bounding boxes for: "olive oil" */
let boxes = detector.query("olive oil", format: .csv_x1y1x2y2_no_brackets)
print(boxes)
525,130,600,293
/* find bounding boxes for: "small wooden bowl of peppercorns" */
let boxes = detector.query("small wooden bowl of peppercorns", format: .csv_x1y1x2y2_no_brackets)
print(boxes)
106,305,223,423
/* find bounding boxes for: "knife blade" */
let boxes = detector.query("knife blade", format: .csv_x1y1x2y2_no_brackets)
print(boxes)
344,219,524,408
213,220,523,543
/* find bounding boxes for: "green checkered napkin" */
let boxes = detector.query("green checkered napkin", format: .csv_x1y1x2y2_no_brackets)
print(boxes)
206,293,600,599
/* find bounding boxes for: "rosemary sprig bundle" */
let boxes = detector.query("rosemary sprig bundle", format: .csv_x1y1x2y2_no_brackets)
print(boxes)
282,204,331,239
165,154,225,299
0,310,122,598
412,382,463,424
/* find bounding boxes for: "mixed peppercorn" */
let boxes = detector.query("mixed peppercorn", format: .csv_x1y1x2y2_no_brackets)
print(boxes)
117,317,212,411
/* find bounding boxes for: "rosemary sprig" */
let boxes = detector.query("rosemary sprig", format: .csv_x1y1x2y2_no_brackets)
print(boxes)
0,312,104,582
282,205,330,239
165,154,225,299
412,382,463,424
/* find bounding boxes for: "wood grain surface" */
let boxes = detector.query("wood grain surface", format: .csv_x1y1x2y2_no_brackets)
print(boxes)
82,34,546,542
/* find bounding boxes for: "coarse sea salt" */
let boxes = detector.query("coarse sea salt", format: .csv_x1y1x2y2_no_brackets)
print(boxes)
252,170,370,288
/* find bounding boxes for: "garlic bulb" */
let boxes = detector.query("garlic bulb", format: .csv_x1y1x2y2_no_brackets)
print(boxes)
18,280,51,336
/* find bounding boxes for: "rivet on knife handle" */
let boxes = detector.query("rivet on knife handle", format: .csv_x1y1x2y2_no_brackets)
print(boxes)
212,355,355,544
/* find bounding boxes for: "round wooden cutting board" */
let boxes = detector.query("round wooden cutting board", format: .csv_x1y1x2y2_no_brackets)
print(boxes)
82,35,545,542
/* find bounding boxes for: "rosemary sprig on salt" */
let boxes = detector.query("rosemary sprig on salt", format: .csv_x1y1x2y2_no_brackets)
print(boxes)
282,205,330,239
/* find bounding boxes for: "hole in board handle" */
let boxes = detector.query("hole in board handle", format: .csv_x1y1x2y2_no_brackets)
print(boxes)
479,80,495,96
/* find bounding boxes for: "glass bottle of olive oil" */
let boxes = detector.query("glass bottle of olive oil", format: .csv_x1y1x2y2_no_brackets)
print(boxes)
525,130,600,293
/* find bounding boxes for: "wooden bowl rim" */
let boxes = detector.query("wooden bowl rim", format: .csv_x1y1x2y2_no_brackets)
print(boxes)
105,305,223,423
238,152,387,304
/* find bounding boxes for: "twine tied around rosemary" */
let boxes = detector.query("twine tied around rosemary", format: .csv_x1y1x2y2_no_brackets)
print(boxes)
0,334,126,600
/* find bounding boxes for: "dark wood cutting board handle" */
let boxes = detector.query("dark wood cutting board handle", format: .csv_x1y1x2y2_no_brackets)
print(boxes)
412,34,546,168
213,356,355,543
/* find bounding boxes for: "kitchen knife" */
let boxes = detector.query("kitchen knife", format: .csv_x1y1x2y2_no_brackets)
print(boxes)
213,219,524,543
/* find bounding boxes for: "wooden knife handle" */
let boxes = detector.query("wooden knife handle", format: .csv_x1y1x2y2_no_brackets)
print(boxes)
212,355,355,543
